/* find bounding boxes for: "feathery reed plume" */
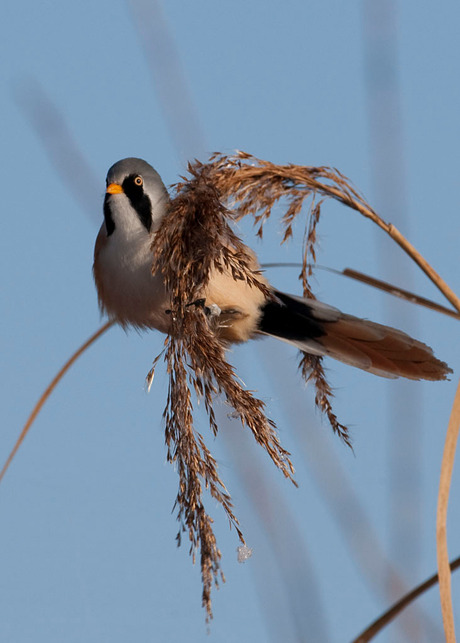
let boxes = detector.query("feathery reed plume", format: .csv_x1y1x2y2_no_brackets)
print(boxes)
204,153,374,443
151,166,295,618
205,152,363,442
207,151,460,312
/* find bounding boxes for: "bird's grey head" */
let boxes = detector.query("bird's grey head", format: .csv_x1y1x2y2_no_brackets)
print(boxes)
103,158,169,236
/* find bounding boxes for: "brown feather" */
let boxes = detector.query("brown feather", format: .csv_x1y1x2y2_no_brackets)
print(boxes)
319,317,451,381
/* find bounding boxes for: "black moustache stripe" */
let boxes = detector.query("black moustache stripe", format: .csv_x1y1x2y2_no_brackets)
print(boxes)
127,193,153,232
122,175,153,232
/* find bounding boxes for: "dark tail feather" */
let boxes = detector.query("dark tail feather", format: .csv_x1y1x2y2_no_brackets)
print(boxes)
258,291,452,381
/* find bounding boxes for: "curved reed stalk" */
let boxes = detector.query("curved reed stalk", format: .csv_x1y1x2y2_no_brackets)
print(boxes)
0,321,114,485
437,380,460,642
352,556,460,642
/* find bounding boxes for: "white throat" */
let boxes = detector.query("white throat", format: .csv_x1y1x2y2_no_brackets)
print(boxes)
97,194,171,330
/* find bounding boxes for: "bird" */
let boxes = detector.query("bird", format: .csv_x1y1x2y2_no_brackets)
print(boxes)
93,158,451,382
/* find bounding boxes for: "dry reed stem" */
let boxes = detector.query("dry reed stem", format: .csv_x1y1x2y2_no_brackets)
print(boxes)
437,379,460,642
0,321,114,486
341,268,460,320
352,556,460,643
263,263,460,320
264,263,460,320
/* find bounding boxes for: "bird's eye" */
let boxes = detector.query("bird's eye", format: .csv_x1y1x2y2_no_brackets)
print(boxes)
134,176,143,186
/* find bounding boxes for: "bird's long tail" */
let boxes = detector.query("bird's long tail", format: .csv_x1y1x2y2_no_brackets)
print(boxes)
258,291,452,381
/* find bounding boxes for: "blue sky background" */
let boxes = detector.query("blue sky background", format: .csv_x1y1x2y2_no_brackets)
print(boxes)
1,1,460,641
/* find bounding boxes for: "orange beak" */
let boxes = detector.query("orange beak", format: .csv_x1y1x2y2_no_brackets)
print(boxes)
106,183,124,195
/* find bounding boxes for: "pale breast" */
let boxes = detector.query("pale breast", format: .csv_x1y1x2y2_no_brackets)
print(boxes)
94,225,171,331
94,224,270,340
